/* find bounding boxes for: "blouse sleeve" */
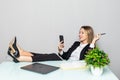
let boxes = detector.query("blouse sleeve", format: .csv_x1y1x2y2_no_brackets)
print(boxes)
89,44,95,48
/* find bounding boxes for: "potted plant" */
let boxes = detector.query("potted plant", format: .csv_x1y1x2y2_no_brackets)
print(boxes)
85,47,110,76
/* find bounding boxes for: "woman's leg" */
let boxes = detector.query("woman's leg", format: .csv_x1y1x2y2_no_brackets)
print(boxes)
8,37,62,62
17,56,33,62
9,45,33,62
17,44,34,57
8,37,34,62
17,45,34,62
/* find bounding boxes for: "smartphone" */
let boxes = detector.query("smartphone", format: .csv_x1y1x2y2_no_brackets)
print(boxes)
59,35,64,43
100,33,106,35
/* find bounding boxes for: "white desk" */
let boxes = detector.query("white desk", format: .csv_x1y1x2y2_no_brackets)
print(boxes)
0,61,119,80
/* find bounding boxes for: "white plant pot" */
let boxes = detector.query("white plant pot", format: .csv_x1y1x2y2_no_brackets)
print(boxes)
90,66,103,76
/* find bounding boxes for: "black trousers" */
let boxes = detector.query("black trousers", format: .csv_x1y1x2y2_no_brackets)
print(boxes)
31,52,62,62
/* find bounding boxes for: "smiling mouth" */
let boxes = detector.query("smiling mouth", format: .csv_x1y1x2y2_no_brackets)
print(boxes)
79,37,82,39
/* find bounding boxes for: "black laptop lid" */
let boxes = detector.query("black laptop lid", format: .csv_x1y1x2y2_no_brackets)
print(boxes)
21,63,59,74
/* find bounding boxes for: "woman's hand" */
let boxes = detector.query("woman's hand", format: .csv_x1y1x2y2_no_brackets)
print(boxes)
58,41,64,53
91,34,101,44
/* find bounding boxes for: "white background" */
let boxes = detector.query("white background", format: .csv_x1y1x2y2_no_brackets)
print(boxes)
0,0,120,79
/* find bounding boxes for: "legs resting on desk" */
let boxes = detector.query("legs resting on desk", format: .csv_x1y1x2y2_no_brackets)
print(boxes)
8,37,33,62
7,37,62,63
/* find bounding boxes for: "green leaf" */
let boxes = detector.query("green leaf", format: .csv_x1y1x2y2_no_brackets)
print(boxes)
85,47,110,68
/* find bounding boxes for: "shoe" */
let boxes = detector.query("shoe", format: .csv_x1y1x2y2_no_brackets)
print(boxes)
12,37,20,58
7,47,19,63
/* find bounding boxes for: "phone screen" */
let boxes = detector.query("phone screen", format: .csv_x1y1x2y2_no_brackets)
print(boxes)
59,35,64,43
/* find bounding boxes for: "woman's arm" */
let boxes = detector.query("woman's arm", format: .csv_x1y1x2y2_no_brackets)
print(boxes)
58,41,80,60
91,34,101,46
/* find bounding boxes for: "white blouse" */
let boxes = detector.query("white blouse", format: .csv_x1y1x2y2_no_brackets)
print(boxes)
68,43,94,61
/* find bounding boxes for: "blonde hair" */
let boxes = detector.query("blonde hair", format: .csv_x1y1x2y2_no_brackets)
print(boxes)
81,26,94,43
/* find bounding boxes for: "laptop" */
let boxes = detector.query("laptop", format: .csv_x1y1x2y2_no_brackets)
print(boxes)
21,63,59,74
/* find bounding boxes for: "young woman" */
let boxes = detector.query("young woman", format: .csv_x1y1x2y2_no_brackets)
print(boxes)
8,26,101,63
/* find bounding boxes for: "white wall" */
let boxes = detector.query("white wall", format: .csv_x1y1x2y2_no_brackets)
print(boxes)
0,0,120,79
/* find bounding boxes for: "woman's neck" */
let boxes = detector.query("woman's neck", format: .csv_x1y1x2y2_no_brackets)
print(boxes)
81,40,88,44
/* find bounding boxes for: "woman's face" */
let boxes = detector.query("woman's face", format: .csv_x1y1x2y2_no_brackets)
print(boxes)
79,28,88,43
